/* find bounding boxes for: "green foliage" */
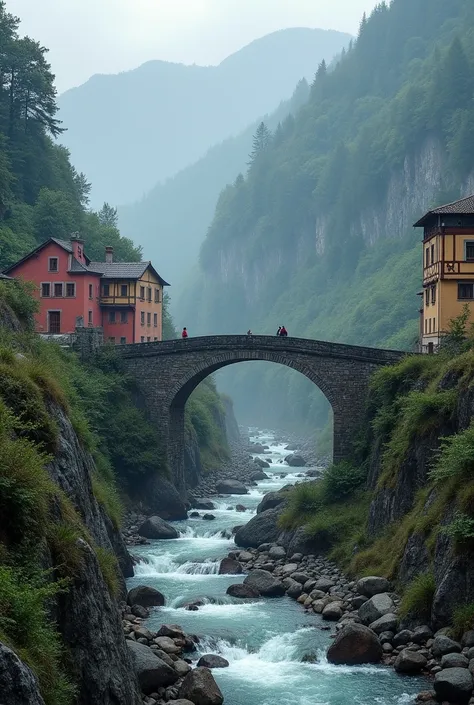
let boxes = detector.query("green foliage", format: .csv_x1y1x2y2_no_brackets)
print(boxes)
185,378,230,472
46,523,85,578
0,566,75,705
91,472,123,529
94,547,120,598
323,461,367,503
280,481,324,529
399,573,436,620
452,603,474,638
431,422,474,483
0,279,38,328
444,512,474,547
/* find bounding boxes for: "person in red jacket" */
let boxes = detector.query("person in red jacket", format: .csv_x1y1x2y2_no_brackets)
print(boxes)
280,325,288,337
182,327,188,339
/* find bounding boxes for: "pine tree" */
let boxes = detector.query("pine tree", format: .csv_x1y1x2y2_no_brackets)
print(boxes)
98,202,118,228
248,122,272,168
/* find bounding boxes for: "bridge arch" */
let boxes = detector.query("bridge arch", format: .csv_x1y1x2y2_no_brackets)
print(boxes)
118,335,404,495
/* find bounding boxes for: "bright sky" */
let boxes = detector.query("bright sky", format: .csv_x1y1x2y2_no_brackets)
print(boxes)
7,0,379,93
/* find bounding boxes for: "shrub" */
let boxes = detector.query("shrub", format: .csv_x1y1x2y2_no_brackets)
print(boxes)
0,279,38,328
279,481,324,529
0,566,75,705
323,461,367,503
94,547,120,597
399,573,436,620
452,603,474,638
443,512,474,548
430,422,474,483
47,523,85,578
91,472,123,529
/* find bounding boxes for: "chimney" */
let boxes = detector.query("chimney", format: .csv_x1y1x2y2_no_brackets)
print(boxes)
105,246,113,264
70,234,85,261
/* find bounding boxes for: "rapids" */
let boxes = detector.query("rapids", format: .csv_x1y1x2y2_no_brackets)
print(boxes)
127,430,426,705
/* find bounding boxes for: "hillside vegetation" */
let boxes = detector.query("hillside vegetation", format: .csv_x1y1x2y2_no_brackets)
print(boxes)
181,0,474,431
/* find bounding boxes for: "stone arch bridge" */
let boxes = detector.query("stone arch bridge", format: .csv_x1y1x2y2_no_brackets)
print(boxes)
117,336,405,494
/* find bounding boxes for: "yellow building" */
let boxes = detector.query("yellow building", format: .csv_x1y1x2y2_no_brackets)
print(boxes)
415,194,474,351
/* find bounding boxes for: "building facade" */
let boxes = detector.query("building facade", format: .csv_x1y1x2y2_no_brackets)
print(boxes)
3,237,169,344
415,194,474,351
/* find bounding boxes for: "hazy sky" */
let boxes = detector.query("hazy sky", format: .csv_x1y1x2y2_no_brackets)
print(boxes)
8,0,378,93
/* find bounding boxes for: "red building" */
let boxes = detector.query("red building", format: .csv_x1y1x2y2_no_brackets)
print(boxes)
3,236,169,344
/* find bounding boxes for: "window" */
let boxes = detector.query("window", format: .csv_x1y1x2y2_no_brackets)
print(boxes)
430,244,435,264
429,318,431,334
41,283,50,297
154,336,158,341
88,310,93,325
425,289,430,306
89,283,93,299
425,248,429,268
140,311,145,325
154,313,158,327
466,241,474,261
108,310,116,323
140,286,145,300
424,319,427,334
147,312,151,326
433,318,436,331
147,336,151,342
431,285,436,305
147,287,152,302
103,284,110,297
108,337,116,344
48,257,58,272
120,336,126,344
155,288,160,303
65,282,76,297
458,282,474,300
121,284,127,297
120,310,128,324
140,336,145,342
54,282,63,297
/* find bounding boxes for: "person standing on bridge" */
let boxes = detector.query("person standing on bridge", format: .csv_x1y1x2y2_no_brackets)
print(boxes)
182,327,188,339
280,325,288,337
276,326,281,336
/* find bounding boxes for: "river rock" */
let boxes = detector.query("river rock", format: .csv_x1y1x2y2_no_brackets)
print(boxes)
327,623,383,665
0,643,46,705
238,551,253,562
462,630,474,648
412,625,433,644
140,475,188,520
441,652,469,669
394,649,427,674
179,667,224,705
173,701,195,705
256,491,290,514
356,576,390,598
190,511,200,518
286,580,303,598
234,509,283,547
285,454,306,467
269,545,286,559
282,563,299,575
154,636,180,654
216,479,248,495
248,444,266,454
138,516,179,540
127,585,165,608
174,659,192,677
434,667,473,703
314,577,334,593
156,625,185,639
290,572,311,584
244,569,285,597
392,629,413,647
322,602,343,621
202,514,216,521
127,641,179,694
197,655,230,669
252,463,269,474
432,634,462,658
195,501,216,511
226,583,260,598
219,558,243,575
236,504,247,512
369,613,398,634
358,593,394,625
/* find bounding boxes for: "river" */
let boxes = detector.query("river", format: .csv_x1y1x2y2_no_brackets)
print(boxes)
127,430,425,705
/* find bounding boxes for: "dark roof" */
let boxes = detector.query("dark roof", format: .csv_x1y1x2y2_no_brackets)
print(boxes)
0,273,13,280
88,261,170,285
414,194,474,226
51,237,73,253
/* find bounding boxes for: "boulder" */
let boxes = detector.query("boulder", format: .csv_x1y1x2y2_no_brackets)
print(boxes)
358,593,395,626
252,463,269,473
285,454,306,467
256,492,288,514
0,643,46,705
327,623,383,665
285,580,303,599
314,577,334,593
219,558,243,575
441,653,469,669
139,474,188,520
268,545,286,559
238,551,253,562
179,667,224,705
202,514,216,521
234,508,283,547
236,505,247,512
226,583,260,599
248,444,266,454
434,667,473,704
154,636,180,654
412,625,433,644
156,625,186,639
285,443,298,451
462,630,474,648
127,641,179,694
138,516,179,540
394,649,427,674
197,655,230,669
282,563,299,575
369,613,398,634
216,479,248,495
127,585,165,608
290,572,311,585
322,602,343,621
392,630,414,647
356,576,390,598
195,501,216,511
244,569,285,597
190,511,200,518
432,635,462,658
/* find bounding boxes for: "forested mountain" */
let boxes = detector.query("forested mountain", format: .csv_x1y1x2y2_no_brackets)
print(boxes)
180,0,474,430
58,28,351,206
118,79,310,291
0,2,139,271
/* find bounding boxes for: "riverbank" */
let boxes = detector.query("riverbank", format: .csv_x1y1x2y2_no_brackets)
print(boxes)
124,431,428,705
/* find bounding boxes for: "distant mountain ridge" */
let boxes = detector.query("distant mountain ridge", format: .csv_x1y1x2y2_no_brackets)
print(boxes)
58,28,351,206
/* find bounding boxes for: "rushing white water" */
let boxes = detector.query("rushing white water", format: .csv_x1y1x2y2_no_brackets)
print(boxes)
127,430,426,705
